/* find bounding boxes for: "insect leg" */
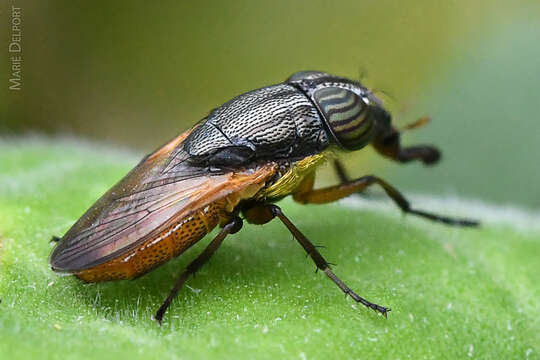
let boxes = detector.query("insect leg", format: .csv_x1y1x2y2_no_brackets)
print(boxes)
257,204,390,317
154,216,243,324
333,159,378,199
333,160,350,183
372,125,441,165
293,175,478,227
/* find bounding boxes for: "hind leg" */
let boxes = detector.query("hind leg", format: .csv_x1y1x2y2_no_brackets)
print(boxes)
242,202,390,317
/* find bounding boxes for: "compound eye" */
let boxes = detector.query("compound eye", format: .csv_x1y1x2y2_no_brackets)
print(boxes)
313,87,375,150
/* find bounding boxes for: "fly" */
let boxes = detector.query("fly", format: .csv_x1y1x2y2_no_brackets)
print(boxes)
50,71,478,324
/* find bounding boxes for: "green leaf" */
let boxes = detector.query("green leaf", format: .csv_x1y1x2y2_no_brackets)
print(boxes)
1,138,538,360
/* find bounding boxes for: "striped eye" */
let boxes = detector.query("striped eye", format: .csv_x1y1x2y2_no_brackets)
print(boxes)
313,87,375,150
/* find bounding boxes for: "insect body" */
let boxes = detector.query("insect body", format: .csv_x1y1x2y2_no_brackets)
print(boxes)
50,71,477,323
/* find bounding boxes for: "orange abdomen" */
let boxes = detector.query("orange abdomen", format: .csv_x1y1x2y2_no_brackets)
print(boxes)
76,201,225,282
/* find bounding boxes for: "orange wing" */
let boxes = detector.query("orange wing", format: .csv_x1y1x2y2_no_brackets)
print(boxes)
50,129,278,272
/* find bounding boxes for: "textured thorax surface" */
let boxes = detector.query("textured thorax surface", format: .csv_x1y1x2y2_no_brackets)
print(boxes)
184,84,329,160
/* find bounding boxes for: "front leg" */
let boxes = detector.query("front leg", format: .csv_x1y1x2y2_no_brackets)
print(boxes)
333,159,350,184
373,124,440,165
293,175,478,227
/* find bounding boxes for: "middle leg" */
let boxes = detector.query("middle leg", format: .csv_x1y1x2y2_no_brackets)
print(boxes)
293,174,478,227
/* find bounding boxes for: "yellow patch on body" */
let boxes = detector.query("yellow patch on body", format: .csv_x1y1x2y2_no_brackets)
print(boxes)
256,150,333,200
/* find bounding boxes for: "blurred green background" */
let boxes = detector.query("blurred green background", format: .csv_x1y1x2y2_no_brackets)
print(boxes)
2,0,539,207
2,3,540,360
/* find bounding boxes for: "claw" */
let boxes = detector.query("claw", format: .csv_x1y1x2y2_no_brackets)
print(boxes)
368,303,391,318
377,306,391,318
